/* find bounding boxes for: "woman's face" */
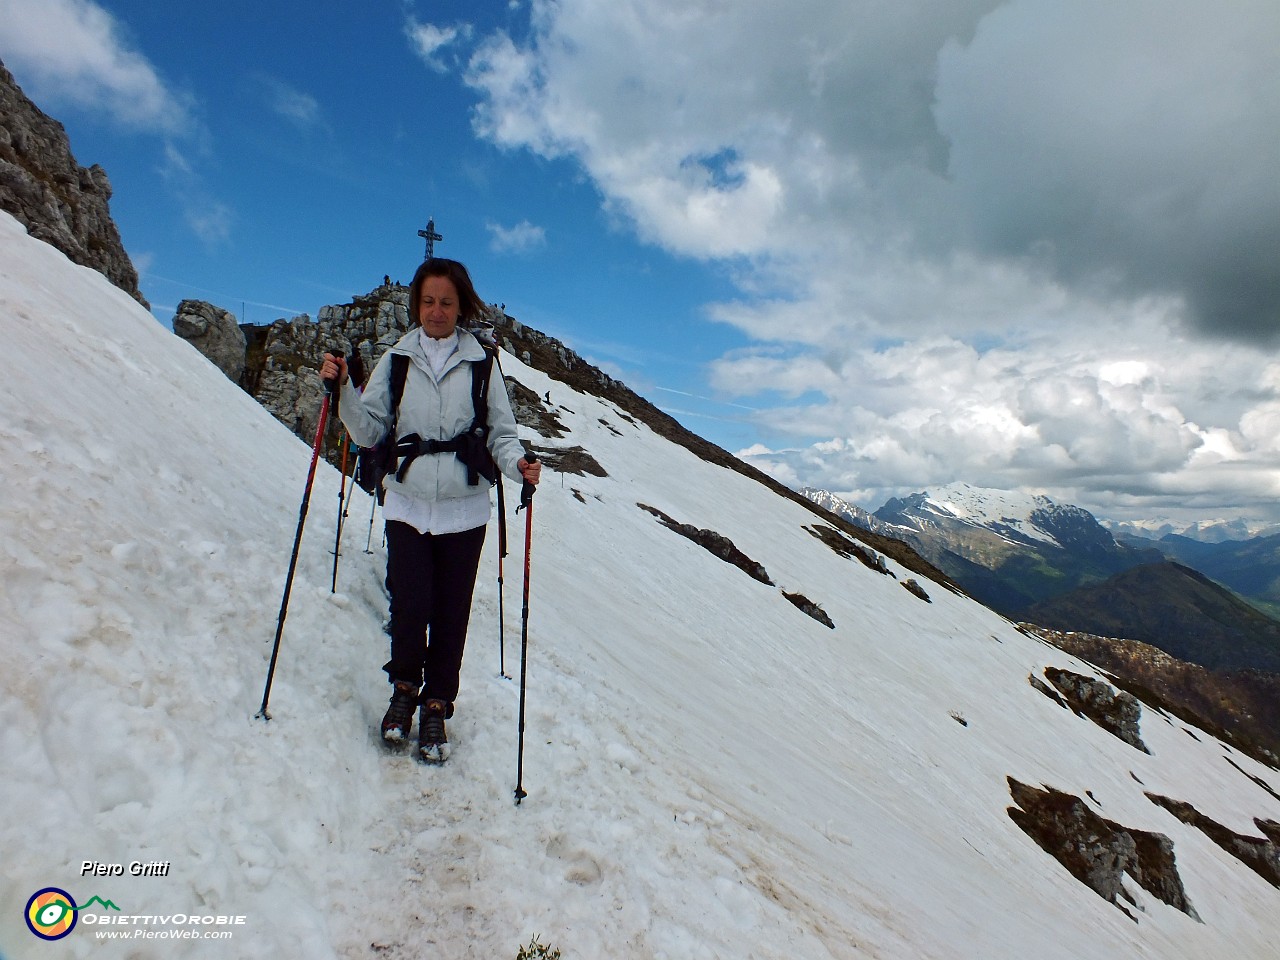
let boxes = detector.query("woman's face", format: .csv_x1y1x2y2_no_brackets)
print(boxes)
418,275,460,339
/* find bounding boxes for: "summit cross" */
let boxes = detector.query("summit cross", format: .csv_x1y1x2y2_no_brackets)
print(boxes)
417,217,443,260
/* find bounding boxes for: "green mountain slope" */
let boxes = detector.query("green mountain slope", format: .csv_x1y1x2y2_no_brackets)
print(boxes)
1122,532,1280,618
1025,561,1280,673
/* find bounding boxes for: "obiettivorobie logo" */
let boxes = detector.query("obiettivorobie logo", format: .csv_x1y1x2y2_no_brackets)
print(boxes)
25,887,248,943
24,888,121,941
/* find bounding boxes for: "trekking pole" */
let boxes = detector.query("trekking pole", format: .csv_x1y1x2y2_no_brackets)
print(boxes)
496,477,511,679
330,434,351,593
514,452,538,805
490,348,512,679
364,496,378,554
333,351,368,567
257,373,335,721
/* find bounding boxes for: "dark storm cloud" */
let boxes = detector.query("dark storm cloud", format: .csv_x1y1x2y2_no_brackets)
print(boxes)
934,0,1280,342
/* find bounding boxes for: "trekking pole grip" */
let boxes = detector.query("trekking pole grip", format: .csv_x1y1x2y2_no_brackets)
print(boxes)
347,350,366,391
520,451,538,508
321,346,342,419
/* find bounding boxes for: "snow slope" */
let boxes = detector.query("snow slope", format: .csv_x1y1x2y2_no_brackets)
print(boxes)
2,210,1279,959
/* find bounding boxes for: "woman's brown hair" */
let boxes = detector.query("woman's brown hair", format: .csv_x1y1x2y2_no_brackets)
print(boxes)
408,257,484,325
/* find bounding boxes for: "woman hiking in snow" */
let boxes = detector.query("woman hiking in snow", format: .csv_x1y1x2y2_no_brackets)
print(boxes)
320,257,539,762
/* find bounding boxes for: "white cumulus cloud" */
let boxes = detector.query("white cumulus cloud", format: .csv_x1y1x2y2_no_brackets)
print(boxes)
487,219,547,254
406,18,472,73
464,0,1280,520
0,0,191,133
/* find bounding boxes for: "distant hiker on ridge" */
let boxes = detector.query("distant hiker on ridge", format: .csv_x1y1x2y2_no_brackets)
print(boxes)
321,257,540,763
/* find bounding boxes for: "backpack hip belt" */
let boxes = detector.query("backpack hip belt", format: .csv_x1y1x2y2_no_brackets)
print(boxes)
392,425,497,486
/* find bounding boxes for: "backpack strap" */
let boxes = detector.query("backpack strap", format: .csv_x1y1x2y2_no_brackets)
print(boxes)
383,353,411,479
389,352,410,416
463,344,499,486
471,344,496,432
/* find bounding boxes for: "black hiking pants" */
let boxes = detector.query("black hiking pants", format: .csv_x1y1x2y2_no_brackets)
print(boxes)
384,521,486,709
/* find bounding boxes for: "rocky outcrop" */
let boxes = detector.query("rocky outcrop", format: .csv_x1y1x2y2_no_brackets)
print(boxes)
804,523,892,576
1026,625,1280,768
1147,793,1280,888
173,281,416,457
782,591,835,629
0,59,147,307
637,503,773,586
529,444,607,477
1008,778,1198,921
172,300,245,381
505,380,568,439
1041,667,1150,754
241,310,341,452
901,578,931,602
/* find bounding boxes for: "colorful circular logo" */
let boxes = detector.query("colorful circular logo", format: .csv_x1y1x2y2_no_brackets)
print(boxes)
25,888,78,940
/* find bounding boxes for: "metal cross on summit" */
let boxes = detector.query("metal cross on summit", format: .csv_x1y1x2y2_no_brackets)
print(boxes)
417,217,443,260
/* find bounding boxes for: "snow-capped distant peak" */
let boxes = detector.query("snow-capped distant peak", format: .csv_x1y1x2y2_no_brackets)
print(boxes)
865,482,1117,551
799,488,897,537
914,483,1063,546
923,482,1047,523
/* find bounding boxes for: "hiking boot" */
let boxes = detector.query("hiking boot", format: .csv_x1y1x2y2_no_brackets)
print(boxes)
418,698,451,763
381,681,419,743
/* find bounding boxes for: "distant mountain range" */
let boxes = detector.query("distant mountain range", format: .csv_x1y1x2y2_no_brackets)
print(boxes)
804,483,1280,676
806,483,1161,615
1105,516,1280,543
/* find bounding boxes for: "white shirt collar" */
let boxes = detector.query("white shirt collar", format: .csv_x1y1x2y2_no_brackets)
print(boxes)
418,329,459,375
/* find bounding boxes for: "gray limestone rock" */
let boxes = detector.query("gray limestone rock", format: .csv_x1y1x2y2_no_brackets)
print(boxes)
173,300,246,382
0,58,147,308
1044,667,1150,754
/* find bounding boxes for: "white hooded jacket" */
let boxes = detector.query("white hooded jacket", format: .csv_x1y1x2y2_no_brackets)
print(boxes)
337,328,526,504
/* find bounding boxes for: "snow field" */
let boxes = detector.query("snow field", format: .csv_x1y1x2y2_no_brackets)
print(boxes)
3,211,1279,958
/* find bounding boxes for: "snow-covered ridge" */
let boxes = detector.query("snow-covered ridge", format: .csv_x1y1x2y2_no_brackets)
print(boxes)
799,487,892,534
876,481,1280,550
3,213,1279,959
861,482,1078,548
915,482,1066,545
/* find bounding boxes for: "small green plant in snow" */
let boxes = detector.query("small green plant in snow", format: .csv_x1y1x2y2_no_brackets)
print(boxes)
516,934,562,959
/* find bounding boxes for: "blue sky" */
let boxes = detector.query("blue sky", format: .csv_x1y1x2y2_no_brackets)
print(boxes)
4,0,1280,523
